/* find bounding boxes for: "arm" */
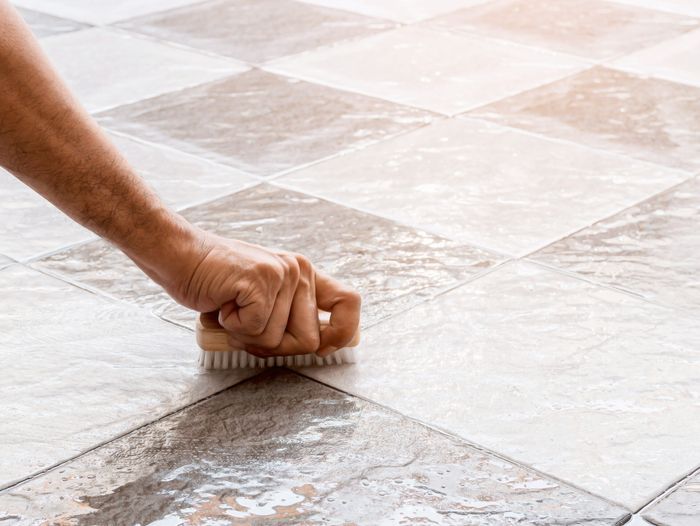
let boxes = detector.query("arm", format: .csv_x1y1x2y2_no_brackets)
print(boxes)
0,1,360,357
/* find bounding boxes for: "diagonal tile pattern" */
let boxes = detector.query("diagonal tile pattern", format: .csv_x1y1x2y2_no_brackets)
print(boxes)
119,0,395,63
17,7,89,38
298,0,492,23
0,265,254,490
470,66,700,172
0,370,628,525
644,470,700,525
298,261,700,508
96,69,433,176
267,26,588,115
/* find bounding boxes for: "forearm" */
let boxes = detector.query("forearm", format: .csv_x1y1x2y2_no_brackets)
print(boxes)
0,1,200,287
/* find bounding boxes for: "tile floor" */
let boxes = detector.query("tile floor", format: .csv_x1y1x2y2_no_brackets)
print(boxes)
3,0,700,523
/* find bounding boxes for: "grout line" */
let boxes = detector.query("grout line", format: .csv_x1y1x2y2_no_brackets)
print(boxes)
635,462,700,515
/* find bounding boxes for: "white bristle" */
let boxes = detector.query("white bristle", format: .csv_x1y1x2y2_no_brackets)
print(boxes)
198,348,357,370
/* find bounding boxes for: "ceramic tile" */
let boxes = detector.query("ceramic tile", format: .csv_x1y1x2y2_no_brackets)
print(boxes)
298,261,700,508
41,28,247,113
33,184,501,328
471,66,700,173
266,26,588,116
96,69,432,176
613,28,700,88
644,470,700,526
0,265,255,489
533,177,700,315
429,0,699,60
626,517,656,526
611,0,700,18
279,118,685,255
299,0,491,23
11,0,207,24
0,370,628,525
0,255,13,270
119,0,395,64
0,170,94,261
16,7,89,38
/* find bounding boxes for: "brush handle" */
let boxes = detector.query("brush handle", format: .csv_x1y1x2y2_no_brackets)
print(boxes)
196,311,361,353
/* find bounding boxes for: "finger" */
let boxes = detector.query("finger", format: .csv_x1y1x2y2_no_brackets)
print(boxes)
314,272,361,357
218,279,279,337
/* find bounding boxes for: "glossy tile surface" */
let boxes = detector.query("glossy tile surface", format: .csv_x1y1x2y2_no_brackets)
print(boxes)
41,28,246,113
299,262,700,508
299,0,491,22
0,370,628,525
645,470,700,525
120,0,394,63
0,265,254,489
533,177,700,315
471,66,700,172
17,7,89,38
280,118,685,254
97,70,432,176
611,0,700,17
613,28,700,88
430,0,699,60
0,255,13,270
34,184,500,327
267,26,587,115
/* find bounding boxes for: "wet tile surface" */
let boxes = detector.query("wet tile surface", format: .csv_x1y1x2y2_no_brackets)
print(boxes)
299,0,492,23
644,470,700,525
17,7,89,38
471,66,700,172
267,26,588,115
613,28,700,88
119,0,395,64
430,0,699,60
34,184,500,327
41,28,247,113
97,69,432,176
298,261,700,508
280,118,685,255
0,265,254,489
0,370,628,525
0,255,13,270
533,177,700,315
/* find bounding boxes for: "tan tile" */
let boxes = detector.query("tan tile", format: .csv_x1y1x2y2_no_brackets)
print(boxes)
299,261,700,508
471,66,700,172
644,469,700,526
33,184,501,328
532,177,700,315
430,0,699,60
0,265,254,489
266,26,588,115
279,118,685,255
96,69,432,176
17,7,89,38
119,0,395,63
41,28,247,113
613,28,700,88
611,0,700,18
299,0,491,23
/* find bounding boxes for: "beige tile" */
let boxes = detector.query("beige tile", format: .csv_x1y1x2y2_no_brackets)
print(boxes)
279,118,685,255
298,261,700,508
266,26,588,116
33,184,501,328
430,0,699,60
611,0,700,18
644,470,700,526
119,0,395,63
471,66,700,172
16,7,89,38
96,69,432,176
0,265,254,489
41,28,247,113
532,177,700,315
613,28,700,88
299,0,491,22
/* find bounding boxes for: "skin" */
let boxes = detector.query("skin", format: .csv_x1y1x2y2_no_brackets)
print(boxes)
0,1,361,358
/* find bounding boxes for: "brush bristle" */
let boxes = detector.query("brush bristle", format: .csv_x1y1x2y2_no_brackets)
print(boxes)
198,348,357,370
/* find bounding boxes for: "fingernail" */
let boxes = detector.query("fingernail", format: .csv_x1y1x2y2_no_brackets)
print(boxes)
317,346,338,358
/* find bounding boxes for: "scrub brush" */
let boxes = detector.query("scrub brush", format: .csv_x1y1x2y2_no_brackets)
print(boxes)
196,311,361,370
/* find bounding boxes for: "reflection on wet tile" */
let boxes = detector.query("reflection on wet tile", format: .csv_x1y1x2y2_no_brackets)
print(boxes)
299,261,700,508
119,0,395,64
34,184,501,328
0,265,254,489
611,0,700,17
97,70,432,176
0,170,94,261
17,7,89,38
613,28,700,88
299,0,491,23
430,0,699,60
280,118,685,254
533,177,700,315
41,28,247,113
471,66,700,172
12,0,207,24
644,470,700,526
267,26,587,115
0,370,628,525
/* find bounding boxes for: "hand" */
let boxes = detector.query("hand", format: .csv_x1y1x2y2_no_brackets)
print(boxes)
168,230,361,358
